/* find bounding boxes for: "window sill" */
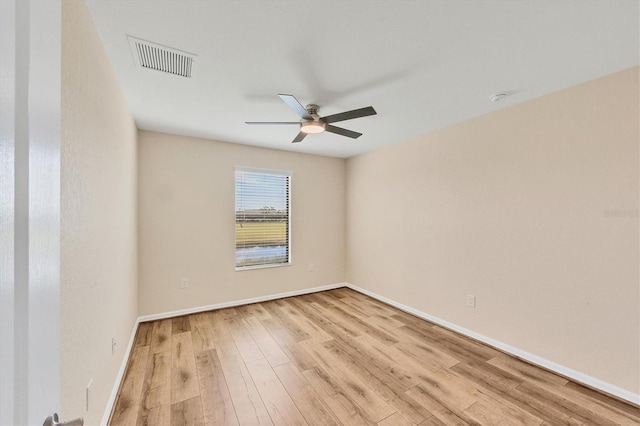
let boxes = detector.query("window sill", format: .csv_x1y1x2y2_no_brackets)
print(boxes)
235,262,291,272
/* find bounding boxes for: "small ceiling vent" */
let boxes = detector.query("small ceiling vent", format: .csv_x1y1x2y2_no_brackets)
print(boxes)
127,36,196,78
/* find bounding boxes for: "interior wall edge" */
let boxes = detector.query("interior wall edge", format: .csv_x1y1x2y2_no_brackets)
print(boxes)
344,282,640,406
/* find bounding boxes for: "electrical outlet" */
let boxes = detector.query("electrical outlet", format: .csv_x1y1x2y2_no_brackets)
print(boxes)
466,294,476,308
86,379,92,412
307,263,314,272
180,278,189,289
111,336,116,355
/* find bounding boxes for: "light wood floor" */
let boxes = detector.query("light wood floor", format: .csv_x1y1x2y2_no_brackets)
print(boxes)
109,288,639,425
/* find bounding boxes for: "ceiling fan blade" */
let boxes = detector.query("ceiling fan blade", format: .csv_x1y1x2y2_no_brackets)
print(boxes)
278,94,313,119
292,131,307,143
245,121,300,125
321,106,376,124
324,124,362,139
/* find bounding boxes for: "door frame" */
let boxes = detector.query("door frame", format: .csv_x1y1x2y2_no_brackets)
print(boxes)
0,0,61,424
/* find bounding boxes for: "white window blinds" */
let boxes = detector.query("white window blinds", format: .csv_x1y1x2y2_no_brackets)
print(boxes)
235,168,291,269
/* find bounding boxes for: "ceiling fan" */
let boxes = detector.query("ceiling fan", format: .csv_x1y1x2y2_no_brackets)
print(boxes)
246,94,377,143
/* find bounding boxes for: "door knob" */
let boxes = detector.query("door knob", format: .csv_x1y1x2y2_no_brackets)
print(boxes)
43,413,83,426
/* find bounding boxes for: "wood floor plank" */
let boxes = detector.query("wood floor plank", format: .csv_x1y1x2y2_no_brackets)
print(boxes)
278,300,334,341
464,401,543,426
450,358,522,390
110,345,149,425
171,331,200,404
387,391,432,426
329,296,372,320
302,366,376,426
172,316,191,335
260,316,318,371
136,351,171,426
537,381,640,425
219,355,273,426
273,362,341,426
133,322,154,349
394,339,460,371
487,354,569,387
516,382,635,426
246,358,308,426
488,357,633,425
369,313,406,328
301,339,396,422
335,290,399,317
378,412,413,426
195,349,239,426
149,319,172,354
464,397,543,426
300,295,363,337
242,316,290,367
235,302,273,321
389,311,436,330
351,338,424,386
170,396,204,426
428,407,479,426
360,315,406,339
351,334,425,388
190,313,216,353
110,289,640,426
262,300,313,341
208,310,240,360
449,361,586,425
313,292,370,321
308,294,399,346
406,371,479,413
416,416,446,426
564,381,640,420
319,338,413,401
225,315,265,364
139,404,171,426
289,298,359,341
428,325,498,361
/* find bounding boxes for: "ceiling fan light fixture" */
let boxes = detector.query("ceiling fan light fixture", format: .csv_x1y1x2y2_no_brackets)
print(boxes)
300,121,325,134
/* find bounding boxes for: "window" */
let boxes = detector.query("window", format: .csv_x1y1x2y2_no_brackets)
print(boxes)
235,167,291,269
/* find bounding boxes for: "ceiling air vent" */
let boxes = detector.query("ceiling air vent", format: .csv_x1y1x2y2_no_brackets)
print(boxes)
127,36,196,78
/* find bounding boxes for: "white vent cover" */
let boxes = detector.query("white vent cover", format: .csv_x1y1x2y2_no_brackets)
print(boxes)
127,36,196,78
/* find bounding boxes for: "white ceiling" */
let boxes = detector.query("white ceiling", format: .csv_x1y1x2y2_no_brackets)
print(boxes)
85,1,639,158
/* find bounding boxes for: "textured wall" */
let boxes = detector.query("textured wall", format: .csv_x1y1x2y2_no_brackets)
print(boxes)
137,130,345,316
346,67,639,394
61,0,138,423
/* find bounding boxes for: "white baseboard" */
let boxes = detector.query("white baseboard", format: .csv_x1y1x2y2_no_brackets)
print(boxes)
101,320,139,425
345,282,640,406
137,282,346,323
102,280,638,423
101,282,347,423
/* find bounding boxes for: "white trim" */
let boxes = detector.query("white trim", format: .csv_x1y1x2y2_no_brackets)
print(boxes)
235,262,292,272
100,320,139,426
138,282,346,323
345,282,640,406
102,280,639,423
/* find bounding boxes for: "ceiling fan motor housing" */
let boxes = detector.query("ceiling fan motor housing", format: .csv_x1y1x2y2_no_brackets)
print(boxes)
305,104,320,116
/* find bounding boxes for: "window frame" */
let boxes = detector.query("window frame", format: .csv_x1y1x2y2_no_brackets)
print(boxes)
234,166,292,271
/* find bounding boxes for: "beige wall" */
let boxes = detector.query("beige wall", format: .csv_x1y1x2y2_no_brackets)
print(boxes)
137,131,345,316
61,1,138,424
346,67,639,394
